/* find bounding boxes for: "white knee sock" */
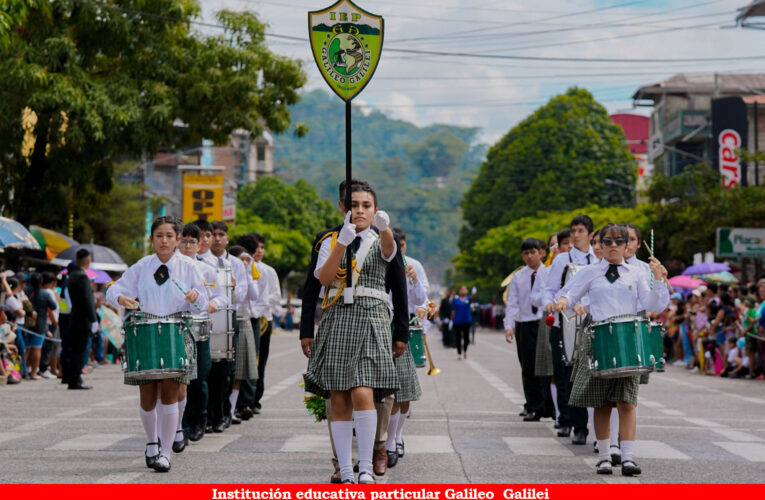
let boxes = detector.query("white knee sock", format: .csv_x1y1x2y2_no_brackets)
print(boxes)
229,389,239,417
597,439,611,462
609,408,620,447
156,398,162,444
550,383,559,420
175,397,187,441
386,412,400,452
587,407,594,432
159,403,179,459
621,440,635,462
139,406,158,456
395,410,408,443
331,420,353,482
354,409,377,476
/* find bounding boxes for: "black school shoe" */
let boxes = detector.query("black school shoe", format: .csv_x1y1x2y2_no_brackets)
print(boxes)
621,460,642,476
172,431,187,453
145,442,160,469
596,459,612,475
387,450,398,468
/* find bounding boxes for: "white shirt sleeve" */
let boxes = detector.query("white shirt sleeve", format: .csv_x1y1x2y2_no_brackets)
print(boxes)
543,254,567,307
266,266,282,313
504,279,520,331
408,279,427,309
412,259,430,296
557,265,593,307
314,238,333,280
201,264,228,309
105,259,141,308
229,256,248,306
636,273,670,313
185,261,209,313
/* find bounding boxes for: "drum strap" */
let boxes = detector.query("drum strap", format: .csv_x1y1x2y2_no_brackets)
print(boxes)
351,231,378,289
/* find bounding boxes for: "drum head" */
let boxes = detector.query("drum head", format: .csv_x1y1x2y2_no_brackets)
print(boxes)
561,318,577,365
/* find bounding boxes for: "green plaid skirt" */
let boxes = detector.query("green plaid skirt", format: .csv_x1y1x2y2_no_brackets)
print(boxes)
569,334,640,408
534,320,553,377
234,317,259,381
394,346,422,403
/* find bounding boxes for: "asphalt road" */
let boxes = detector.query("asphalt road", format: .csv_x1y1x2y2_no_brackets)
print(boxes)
2,327,765,484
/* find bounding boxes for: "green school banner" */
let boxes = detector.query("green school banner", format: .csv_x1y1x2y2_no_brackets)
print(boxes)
308,0,384,102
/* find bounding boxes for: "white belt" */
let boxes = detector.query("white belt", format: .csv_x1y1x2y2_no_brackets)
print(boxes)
327,285,387,302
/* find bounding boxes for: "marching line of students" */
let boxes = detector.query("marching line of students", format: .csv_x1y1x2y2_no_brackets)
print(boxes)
504,215,669,477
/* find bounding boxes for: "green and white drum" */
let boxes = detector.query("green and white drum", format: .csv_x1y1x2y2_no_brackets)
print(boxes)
409,326,426,367
648,321,666,372
588,315,655,379
123,314,190,381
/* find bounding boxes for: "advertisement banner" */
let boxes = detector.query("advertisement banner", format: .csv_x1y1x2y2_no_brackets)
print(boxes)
717,227,765,257
183,173,223,222
711,97,748,188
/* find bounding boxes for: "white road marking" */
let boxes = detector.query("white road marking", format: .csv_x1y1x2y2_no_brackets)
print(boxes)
187,433,241,452
465,359,523,405
709,429,765,442
58,409,89,418
503,437,574,456
93,400,119,407
0,432,32,445
260,370,304,403
684,417,724,428
713,442,765,461
635,440,691,460
48,433,133,451
96,472,144,484
639,400,664,409
402,435,454,454
280,434,331,453
657,409,685,416
11,419,56,432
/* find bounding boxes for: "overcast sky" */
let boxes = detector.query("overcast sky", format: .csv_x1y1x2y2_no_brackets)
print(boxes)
198,0,765,145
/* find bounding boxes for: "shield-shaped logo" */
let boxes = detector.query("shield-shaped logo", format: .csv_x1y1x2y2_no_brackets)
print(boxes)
308,0,384,102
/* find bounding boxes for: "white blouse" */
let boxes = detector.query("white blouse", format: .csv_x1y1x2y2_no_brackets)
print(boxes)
105,253,208,316
556,258,669,323
193,258,228,311
314,227,397,279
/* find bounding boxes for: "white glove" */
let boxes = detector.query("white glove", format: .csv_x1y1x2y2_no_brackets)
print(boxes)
374,210,390,231
91,321,99,334
448,320,453,330
337,211,356,247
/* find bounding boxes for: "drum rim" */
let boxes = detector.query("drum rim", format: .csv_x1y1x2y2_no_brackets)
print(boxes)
589,364,654,378
591,315,649,327
124,368,186,380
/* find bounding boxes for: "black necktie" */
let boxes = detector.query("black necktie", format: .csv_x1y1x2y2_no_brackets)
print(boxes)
154,264,169,286
351,236,362,253
530,271,538,314
586,254,591,264
606,264,620,283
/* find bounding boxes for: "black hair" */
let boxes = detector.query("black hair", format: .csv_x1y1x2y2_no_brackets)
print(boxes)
720,292,733,307
749,284,758,296
41,272,57,286
192,219,213,233
624,223,641,242
521,238,542,252
338,179,370,201
150,216,181,237
392,228,406,241
7,277,19,290
182,224,201,240
249,232,266,246
29,272,42,292
557,228,571,243
570,215,594,234
599,223,629,241
708,283,719,294
720,283,730,293
228,245,247,258
211,221,228,233
547,233,557,248
236,234,259,254
75,248,90,263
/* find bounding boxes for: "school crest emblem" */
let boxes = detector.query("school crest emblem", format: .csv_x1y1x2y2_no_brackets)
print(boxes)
308,0,384,102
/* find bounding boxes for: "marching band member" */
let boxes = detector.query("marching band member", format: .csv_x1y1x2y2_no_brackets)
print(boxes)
504,238,550,422
105,216,208,472
554,223,669,476
207,221,248,432
385,229,426,468
303,182,404,485
543,216,595,445
177,224,229,447
194,219,216,266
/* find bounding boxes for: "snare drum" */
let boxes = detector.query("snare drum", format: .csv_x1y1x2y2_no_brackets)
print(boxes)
210,330,235,361
123,314,190,381
588,316,654,379
648,321,666,372
409,326,426,367
560,264,588,365
190,315,212,342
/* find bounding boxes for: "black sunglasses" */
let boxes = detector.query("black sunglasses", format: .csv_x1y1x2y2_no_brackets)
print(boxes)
601,238,627,247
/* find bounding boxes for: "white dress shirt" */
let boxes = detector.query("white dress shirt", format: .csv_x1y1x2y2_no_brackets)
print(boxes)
250,261,281,321
405,255,429,296
197,250,215,267
405,254,430,314
210,251,248,307
543,246,597,327
555,258,669,323
192,257,228,311
626,255,652,311
314,227,397,279
105,252,208,316
503,265,545,330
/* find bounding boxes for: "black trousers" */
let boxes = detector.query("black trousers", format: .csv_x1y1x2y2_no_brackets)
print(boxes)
207,360,229,425
59,314,71,383
516,321,549,415
63,328,89,388
454,323,471,354
549,326,588,434
184,339,211,429
253,320,273,409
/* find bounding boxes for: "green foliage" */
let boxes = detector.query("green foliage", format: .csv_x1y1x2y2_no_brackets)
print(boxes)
303,393,327,422
273,90,486,282
646,164,765,263
233,176,342,280
459,88,637,256
454,205,652,299
0,0,306,227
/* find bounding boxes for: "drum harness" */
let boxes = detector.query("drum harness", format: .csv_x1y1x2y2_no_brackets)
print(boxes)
322,230,387,309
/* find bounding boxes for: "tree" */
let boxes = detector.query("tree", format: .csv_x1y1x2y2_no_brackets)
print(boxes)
459,88,637,255
454,204,652,299
0,1,306,227
405,132,469,178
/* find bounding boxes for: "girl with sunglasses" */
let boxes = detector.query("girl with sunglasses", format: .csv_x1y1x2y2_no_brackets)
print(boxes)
554,223,669,477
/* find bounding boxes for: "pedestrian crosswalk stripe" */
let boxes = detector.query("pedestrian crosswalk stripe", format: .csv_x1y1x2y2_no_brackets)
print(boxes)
96,472,144,484
635,440,691,460
638,400,664,409
657,409,685,416
713,442,765,462
503,437,574,456
280,434,331,453
12,419,55,432
402,435,454,454
685,417,724,428
260,371,304,403
48,433,133,451
0,432,32,445
710,429,765,443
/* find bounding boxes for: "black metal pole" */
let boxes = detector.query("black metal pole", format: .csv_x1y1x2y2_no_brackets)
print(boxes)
345,101,353,291
755,101,759,187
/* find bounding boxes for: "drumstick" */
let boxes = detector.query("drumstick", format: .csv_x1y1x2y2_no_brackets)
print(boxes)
642,240,675,294
172,279,201,312
204,281,217,287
